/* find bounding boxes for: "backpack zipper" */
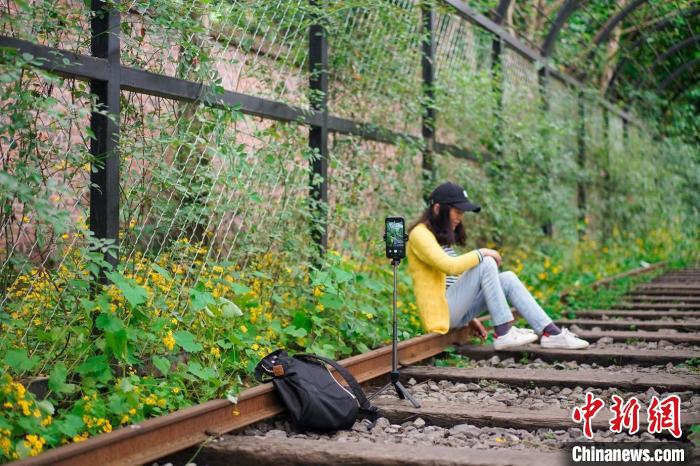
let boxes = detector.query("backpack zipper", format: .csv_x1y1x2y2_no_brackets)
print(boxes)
325,365,359,406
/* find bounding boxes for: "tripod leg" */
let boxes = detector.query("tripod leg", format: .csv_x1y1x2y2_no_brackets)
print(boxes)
394,381,421,408
367,382,392,401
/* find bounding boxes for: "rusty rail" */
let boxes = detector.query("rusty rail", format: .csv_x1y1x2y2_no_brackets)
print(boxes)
13,328,470,466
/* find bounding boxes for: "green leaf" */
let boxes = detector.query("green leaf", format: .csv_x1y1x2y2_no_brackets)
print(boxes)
230,282,251,295
152,356,171,376
225,388,238,404
219,297,243,318
35,399,54,415
216,339,233,349
15,438,32,459
105,271,148,308
48,363,76,394
187,362,217,380
174,330,203,352
150,264,173,281
310,269,331,286
105,329,128,360
319,293,344,310
95,312,125,332
190,286,216,312
292,311,313,332
3,349,38,372
56,413,84,437
283,326,307,338
76,355,109,375
333,268,354,283
118,377,135,393
107,394,128,414
0,418,11,431
358,275,386,292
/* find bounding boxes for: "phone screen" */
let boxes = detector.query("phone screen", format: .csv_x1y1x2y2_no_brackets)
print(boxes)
385,218,405,248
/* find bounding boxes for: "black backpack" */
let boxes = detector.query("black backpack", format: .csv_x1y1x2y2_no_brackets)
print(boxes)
254,349,379,431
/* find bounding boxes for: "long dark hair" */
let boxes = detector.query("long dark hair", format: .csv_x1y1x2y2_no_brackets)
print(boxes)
408,203,466,247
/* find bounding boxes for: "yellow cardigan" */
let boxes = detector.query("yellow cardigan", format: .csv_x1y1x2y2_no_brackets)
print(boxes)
407,222,482,334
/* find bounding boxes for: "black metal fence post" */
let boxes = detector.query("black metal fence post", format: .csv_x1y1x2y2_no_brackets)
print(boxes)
90,0,121,280
577,90,587,238
421,0,436,202
309,0,329,259
490,35,504,161
538,65,553,237
602,107,611,244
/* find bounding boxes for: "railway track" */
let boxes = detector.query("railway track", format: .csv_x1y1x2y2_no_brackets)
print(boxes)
13,266,700,465
158,266,700,465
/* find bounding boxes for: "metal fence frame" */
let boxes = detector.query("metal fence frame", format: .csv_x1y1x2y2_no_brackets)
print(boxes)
0,0,643,275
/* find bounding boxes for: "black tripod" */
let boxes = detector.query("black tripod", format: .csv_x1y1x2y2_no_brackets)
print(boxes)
367,256,420,408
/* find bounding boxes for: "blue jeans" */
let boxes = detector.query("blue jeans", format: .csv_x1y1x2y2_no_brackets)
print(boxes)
446,256,553,334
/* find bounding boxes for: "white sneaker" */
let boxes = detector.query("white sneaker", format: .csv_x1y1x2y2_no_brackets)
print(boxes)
540,328,590,349
493,326,539,350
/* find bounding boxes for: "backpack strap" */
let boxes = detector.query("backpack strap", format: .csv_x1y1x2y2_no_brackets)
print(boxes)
295,353,379,417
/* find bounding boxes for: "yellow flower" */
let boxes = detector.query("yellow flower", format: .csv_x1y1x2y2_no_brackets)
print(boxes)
18,399,31,416
239,325,248,333
315,304,324,312
313,286,323,297
163,330,175,351
0,437,11,455
210,347,221,358
23,434,45,456
172,387,180,394
251,343,260,351
537,272,547,280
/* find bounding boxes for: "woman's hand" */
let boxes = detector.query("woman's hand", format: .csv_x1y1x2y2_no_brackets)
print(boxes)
467,318,488,341
479,248,502,267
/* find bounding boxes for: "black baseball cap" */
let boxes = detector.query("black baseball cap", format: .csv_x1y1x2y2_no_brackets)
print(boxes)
428,182,481,213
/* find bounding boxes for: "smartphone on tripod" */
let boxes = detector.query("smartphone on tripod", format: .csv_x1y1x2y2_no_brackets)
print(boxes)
369,216,420,408
384,217,406,260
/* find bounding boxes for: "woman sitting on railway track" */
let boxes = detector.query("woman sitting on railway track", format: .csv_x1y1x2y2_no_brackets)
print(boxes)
406,181,589,350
